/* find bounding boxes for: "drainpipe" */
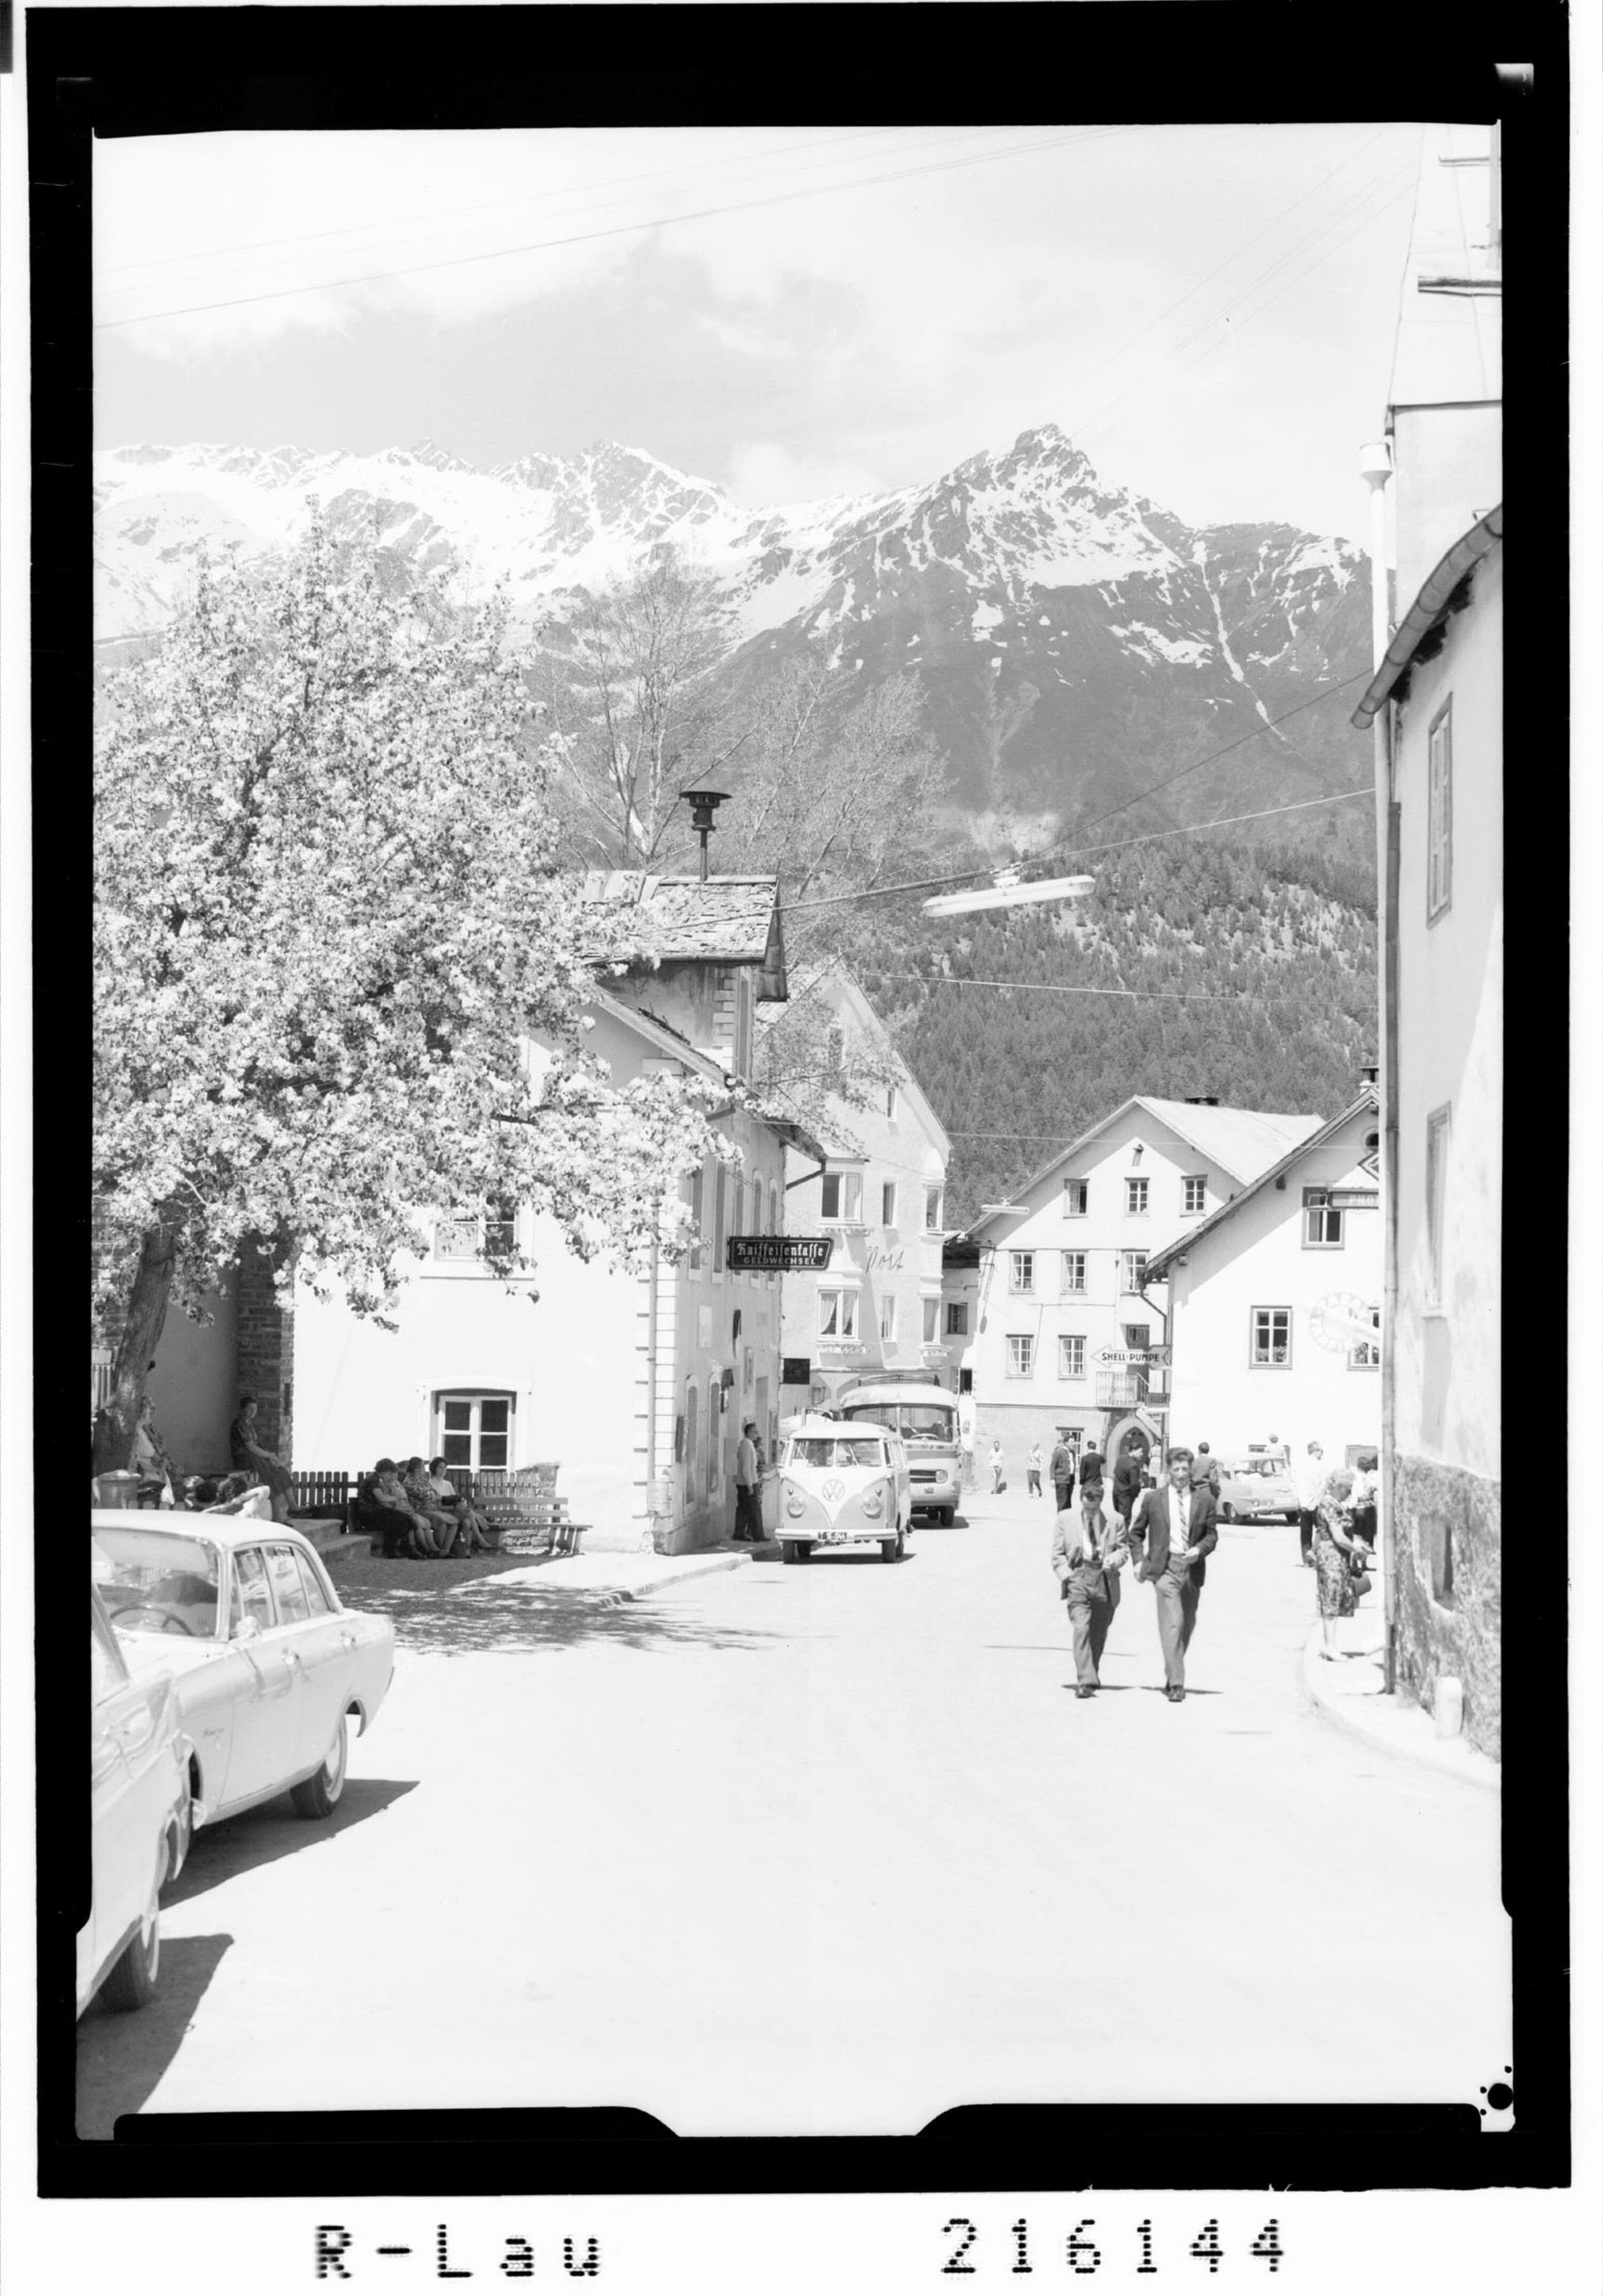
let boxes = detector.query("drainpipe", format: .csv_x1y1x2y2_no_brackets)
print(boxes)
1359,439,1400,1695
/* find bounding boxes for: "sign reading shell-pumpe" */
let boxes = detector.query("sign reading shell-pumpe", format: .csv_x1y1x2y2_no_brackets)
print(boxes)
727,1235,835,1272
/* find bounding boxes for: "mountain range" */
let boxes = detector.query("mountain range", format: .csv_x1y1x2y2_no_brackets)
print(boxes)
95,423,1374,852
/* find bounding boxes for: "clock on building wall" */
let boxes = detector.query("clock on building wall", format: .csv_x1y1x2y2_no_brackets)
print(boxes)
1310,1293,1379,1351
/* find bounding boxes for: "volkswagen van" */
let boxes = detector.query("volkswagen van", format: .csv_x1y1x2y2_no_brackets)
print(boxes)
775,1417,912,1564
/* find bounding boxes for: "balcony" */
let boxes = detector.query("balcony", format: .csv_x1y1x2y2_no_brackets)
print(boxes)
1096,1370,1170,1409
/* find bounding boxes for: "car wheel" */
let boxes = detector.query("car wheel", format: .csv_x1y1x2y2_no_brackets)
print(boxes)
896,1527,906,1560
101,1872,161,2014
291,1712,348,1820
782,1540,810,1565
939,1507,955,1527
881,1537,898,1563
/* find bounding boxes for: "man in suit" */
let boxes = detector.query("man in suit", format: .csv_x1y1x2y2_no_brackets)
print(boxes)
1130,1446,1219,1702
1111,1438,1148,1526
1051,1482,1129,1697
1049,1432,1077,1516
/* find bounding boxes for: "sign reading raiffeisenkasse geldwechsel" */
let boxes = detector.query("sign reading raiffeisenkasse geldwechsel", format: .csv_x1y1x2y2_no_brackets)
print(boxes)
727,1235,835,1271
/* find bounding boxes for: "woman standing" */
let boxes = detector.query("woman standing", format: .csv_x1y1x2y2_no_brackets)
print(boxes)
1026,1441,1044,1498
228,1394,294,1524
1312,1469,1363,1658
989,1438,1006,1494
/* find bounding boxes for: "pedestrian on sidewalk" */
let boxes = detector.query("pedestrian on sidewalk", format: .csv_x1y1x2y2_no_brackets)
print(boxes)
989,1438,1005,1494
1078,1443,1104,1504
1112,1439,1148,1526
1312,1471,1365,1657
1026,1441,1044,1496
1049,1432,1076,1515
1294,1440,1328,1567
1348,1453,1379,1551
1194,1441,1223,1499
733,1420,764,1541
1052,1482,1129,1696
1129,1445,1218,1702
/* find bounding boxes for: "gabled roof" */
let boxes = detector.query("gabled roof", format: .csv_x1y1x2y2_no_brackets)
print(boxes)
967,1094,1324,1240
585,987,829,1162
1144,1090,1379,1281
579,871,787,992
780,962,952,1165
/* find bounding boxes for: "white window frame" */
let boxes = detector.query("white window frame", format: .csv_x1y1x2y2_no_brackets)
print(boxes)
1181,1175,1207,1215
1060,1250,1087,1294
1059,1334,1086,1379
1427,699,1453,924
1126,1176,1149,1216
1302,1187,1344,1248
921,1296,940,1344
1249,1308,1292,1367
1349,1308,1382,1370
945,1301,969,1337
1425,1104,1451,1309
433,1207,517,1262
885,1083,899,1120
820,1169,863,1225
818,1286,859,1340
1120,1250,1148,1295
434,1389,517,1472
879,1295,897,1341
1009,1250,1036,1295
1062,1179,1088,1218
882,1180,898,1228
1006,1333,1036,1379
924,1184,944,1234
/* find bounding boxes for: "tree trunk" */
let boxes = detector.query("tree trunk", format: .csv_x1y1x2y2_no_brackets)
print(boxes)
91,1221,178,1477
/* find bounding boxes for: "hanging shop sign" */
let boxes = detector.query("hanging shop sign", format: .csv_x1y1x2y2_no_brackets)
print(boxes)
727,1236,835,1272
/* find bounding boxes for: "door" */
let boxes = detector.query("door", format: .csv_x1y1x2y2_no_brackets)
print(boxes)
85,1600,174,2006
1123,1323,1151,1404
214,1542,301,1812
271,1542,352,1771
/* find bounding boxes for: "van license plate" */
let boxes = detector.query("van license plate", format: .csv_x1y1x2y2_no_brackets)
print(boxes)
818,1531,851,1543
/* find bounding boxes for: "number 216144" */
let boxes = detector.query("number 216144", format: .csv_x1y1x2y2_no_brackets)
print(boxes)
940,2218,1284,2276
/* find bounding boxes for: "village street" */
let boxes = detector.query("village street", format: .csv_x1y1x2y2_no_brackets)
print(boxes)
75,1491,1507,2142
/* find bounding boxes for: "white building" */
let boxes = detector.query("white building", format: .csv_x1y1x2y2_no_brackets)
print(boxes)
1143,1090,1382,1465
773,967,952,1416
292,875,823,1554
1352,123,1502,1755
952,1096,1323,1476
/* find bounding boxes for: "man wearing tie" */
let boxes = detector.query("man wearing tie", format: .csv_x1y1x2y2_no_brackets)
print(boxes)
1051,1481,1129,1698
1130,1446,1218,1702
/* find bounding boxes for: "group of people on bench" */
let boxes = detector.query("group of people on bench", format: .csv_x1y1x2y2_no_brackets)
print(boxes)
355,1457,495,1559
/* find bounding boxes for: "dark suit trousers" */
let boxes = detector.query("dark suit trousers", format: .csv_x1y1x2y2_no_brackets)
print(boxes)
1153,1560,1201,1688
734,1485,763,1541
1065,1564,1118,1686
1053,1479,1074,1513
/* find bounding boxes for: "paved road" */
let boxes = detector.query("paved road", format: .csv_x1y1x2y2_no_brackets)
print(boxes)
76,1488,1507,2138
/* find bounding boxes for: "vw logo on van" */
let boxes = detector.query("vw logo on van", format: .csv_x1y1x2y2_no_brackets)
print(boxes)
821,1478,846,1505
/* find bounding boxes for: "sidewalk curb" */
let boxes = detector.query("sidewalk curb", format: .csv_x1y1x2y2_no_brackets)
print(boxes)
475,1546,756,1603
1300,1624,1498,1791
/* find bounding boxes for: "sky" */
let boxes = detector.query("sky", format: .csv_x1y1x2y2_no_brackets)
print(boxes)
94,122,1428,542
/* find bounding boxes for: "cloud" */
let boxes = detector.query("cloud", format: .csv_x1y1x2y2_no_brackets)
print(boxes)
726,441,891,511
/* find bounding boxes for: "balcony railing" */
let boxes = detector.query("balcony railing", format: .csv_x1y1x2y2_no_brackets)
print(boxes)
1095,1371,1169,1409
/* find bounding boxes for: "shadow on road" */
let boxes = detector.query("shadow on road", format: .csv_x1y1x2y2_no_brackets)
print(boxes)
329,1573,812,1659
75,1931,233,2140
165,1777,419,1906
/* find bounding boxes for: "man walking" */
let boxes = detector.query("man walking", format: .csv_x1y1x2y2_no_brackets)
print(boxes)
733,1420,764,1542
1052,1480,1129,1697
1112,1439,1148,1527
1294,1440,1328,1568
1130,1446,1219,1702
1194,1441,1223,1499
1049,1431,1076,1516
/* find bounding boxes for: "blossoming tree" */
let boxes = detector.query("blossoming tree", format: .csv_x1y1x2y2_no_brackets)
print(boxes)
92,517,723,1475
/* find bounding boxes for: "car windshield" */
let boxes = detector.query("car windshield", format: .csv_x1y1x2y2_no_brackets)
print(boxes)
91,1524,222,1639
789,1438,886,1470
843,1400,956,1442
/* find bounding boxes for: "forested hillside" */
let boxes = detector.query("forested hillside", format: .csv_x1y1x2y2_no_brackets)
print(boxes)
837,836,1378,1225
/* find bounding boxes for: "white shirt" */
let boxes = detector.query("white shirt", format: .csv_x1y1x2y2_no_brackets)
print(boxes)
736,1438,759,1488
1294,1453,1328,1510
1168,1481,1193,1556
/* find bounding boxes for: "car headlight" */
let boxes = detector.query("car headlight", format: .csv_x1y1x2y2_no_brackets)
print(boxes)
861,1486,884,1517
785,1486,806,1519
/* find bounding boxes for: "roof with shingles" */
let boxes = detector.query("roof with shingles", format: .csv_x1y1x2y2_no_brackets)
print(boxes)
579,871,781,963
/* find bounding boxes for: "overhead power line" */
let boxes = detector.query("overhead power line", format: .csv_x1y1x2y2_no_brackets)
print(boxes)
94,127,1134,332
874,971,1359,1010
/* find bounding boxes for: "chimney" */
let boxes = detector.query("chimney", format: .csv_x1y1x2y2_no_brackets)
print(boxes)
1184,1095,1220,1107
1359,1063,1379,1088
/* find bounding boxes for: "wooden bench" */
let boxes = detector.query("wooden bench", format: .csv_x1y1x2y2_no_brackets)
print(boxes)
472,1464,589,1557
289,1470,355,1526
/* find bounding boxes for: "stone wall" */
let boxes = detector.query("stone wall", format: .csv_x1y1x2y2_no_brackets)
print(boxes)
236,1239,294,1461
1391,1451,1501,1760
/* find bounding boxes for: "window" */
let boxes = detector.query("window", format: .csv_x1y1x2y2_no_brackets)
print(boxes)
688,1166,705,1271
768,1183,779,1238
1349,1307,1382,1370
1303,1188,1344,1247
922,1297,940,1343
1182,1175,1207,1214
1009,1251,1035,1294
946,1301,969,1337
1425,1105,1451,1306
1427,700,1452,922
1120,1250,1148,1294
1060,1251,1087,1294
91,1604,127,1701
231,1546,275,1634
924,1185,944,1232
1126,1177,1149,1216
885,1083,899,1120
827,1026,845,1073
713,1162,728,1272
264,1544,310,1626
1006,1334,1036,1378
435,1391,513,1471
882,1181,898,1227
1059,1335,1086,1379
295,1550,335,1615
818,1287,858,1340
880,1296,897,1341
1250,1308,1291,1366
820,1170,862,1223
434,1205,516,1260
1062,1179,1088,1218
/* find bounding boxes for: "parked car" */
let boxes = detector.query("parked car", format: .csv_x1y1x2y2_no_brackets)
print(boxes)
81,1582,192,2017
1217,1450,1300,1523
90,1511,394,1832
774,1418,913,1564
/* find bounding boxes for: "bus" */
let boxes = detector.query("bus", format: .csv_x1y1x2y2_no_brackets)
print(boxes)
834,1377,962,1524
